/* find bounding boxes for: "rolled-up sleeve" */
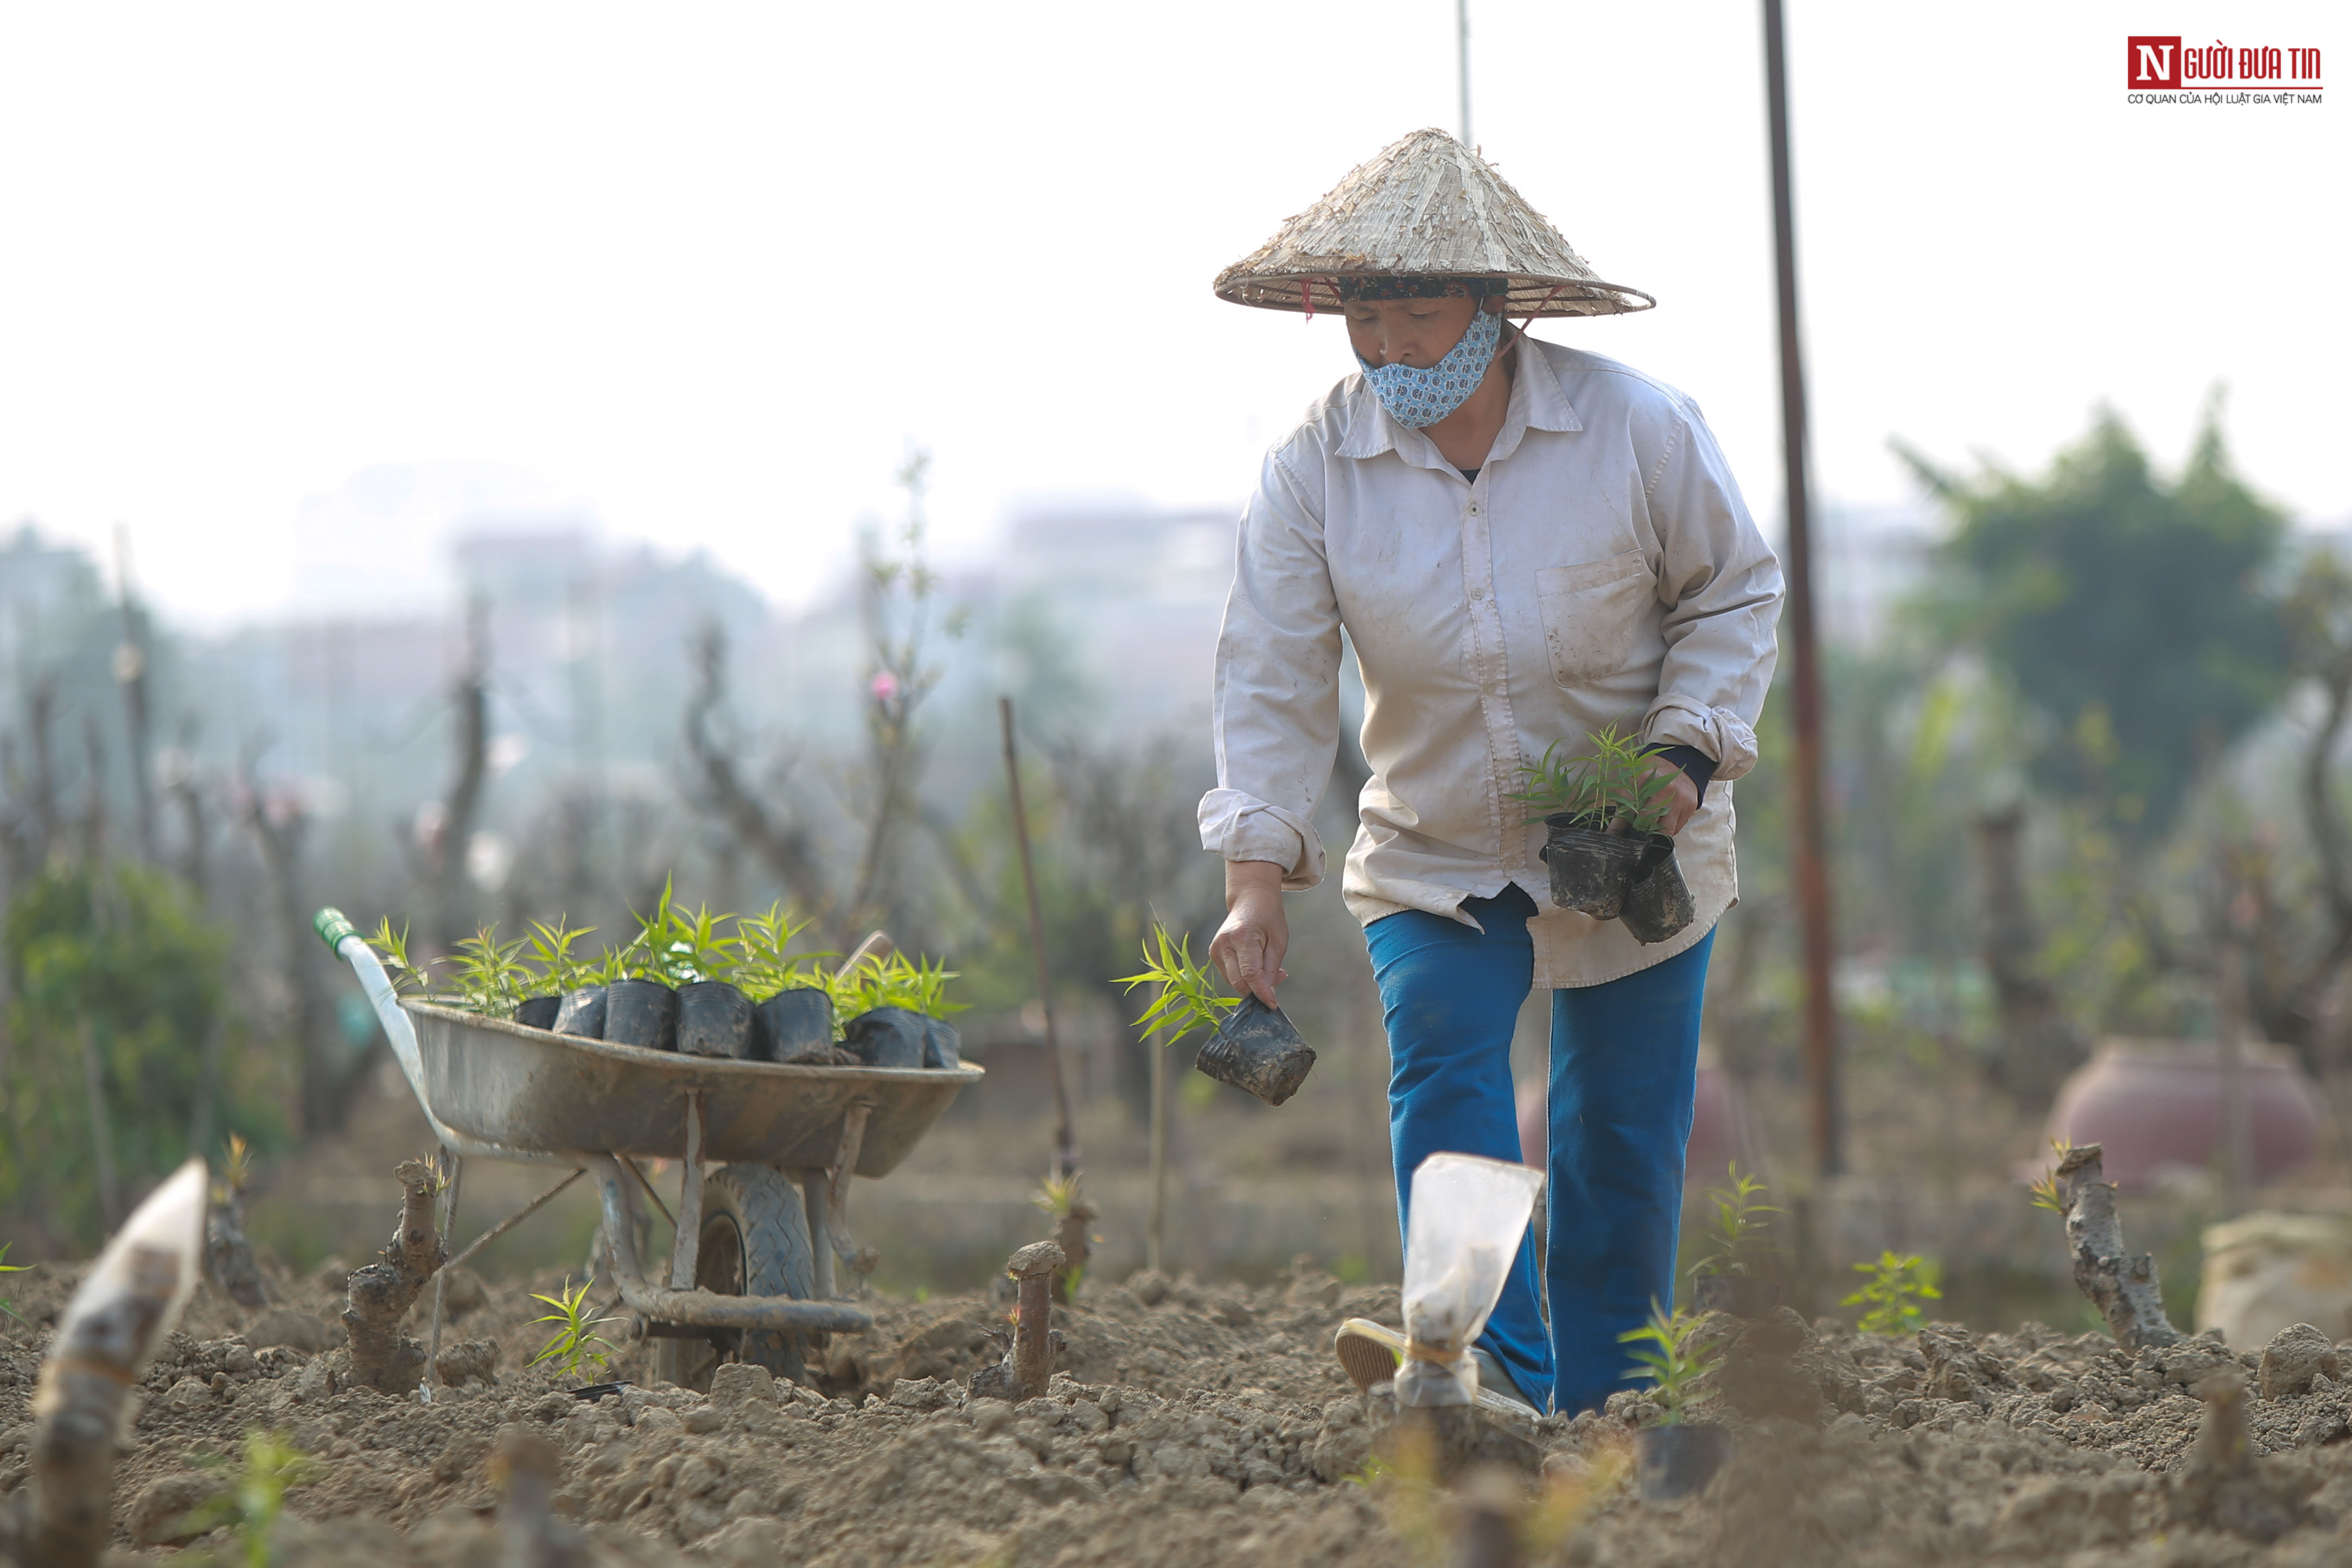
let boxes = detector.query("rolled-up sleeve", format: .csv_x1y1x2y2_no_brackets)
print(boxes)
1199,446,1342,888
1638,407,1783,781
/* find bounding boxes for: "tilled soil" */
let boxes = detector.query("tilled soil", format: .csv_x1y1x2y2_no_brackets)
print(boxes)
4,1253,2352,1566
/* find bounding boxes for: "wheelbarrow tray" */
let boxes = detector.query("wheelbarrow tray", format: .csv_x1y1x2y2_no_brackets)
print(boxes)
401,1000,980,1177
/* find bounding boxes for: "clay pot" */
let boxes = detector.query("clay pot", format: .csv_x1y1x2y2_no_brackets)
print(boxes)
2048,1037,2324,1189
1195,995,1316,1106
1635,1423,1731,1499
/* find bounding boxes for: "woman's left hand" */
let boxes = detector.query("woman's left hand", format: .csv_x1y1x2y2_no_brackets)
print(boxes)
1647,758,1701,836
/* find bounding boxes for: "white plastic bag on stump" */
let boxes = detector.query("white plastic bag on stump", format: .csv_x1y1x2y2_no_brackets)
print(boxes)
1396,1152,1544,1407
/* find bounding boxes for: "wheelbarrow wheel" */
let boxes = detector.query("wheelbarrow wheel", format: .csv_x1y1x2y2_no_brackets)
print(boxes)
655,1162,815,1392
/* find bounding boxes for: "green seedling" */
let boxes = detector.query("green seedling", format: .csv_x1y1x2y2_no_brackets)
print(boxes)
212,1132,254,1207
624,878,740,986
187,1427,319,1567
1843,1250,1942,1334
1509,723,1678,832
1118,923,1238,1045
1030,1171,1084,1221
0,1241,28,1326
831,951,967,1018
527,1276,618,1379
1688,1161,1780,1279
2028,1138,2075,1214
525,916,598,995
365,917,433,995
1619,1298,1722,1423
735,902,832,1000
448,925,532,1019
587,938,641,987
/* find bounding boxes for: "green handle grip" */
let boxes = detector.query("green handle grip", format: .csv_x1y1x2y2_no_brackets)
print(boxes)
314,907,360,953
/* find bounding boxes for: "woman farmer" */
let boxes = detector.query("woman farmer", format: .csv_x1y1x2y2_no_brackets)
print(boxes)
1201,130,1783,1417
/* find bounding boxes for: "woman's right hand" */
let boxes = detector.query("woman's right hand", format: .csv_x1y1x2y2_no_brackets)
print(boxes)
1210,860,1290,1008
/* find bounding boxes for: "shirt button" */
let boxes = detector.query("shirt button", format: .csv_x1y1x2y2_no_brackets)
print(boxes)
1470,587,1485,601
1469,504,1481,515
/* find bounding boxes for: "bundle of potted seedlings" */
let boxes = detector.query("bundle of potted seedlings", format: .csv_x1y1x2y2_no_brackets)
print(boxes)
591,884,727,1054
1686,1161,1782,1318
364,889,967,1069
1512,725,1695,944
834,952,966,1069
735,903,840,1062
518,917,597,1031
1618,1301,1730,1500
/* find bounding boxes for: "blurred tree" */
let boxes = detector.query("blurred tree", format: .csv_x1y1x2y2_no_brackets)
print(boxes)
0,862,274,1249
1900,403,2289,841
680,449,965,951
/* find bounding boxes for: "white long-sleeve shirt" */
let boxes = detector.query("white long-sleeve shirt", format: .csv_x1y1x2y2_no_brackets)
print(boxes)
1199,336,1784,987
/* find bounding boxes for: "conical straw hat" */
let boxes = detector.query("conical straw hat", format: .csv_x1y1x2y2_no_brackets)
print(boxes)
1214,129,1653,318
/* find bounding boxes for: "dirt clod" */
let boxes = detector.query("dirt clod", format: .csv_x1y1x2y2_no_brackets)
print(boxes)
126,1470,225,1545
2260,1322,2343,1400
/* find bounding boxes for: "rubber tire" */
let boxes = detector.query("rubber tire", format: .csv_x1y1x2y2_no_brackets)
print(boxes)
654,1163,815,1391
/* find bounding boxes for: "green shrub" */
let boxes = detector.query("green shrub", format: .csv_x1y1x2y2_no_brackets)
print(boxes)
1,863,275,1246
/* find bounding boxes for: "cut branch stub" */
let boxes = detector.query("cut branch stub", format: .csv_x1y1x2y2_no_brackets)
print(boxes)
971,1240,1066,1404
341,1158,447,1393
2056,1143,2184,1350
1008,1241,1066,1400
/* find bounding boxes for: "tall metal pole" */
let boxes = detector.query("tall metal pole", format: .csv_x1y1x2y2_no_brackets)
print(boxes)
1456,0,1473,146
999,697,1079,1180
1763,0,1841,1176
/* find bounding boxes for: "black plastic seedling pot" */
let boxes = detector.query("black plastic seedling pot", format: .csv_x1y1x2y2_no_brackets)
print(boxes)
843,1006,927,1069
1636,1423,1731,1500
1196,995,1316,1106
1539,814,1655,920
553,986,607,1039
1621,835,1696,946
603,979,680,1051
1691,1272,1780,1319
751,986,834,1062
841,1006,963,1069
675,980,754,1059
513,994,563,1031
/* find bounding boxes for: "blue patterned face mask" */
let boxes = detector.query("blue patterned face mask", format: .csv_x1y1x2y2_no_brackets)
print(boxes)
1358,307,1503,428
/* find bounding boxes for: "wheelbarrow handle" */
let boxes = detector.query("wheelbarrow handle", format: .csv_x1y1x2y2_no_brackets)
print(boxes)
314,906,434,1129
314,906,361,952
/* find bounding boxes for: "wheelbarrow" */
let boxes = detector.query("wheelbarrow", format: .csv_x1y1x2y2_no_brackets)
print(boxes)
313,908,983,1393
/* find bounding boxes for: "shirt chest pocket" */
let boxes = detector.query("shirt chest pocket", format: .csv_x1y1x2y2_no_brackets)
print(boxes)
1536,551,1655,688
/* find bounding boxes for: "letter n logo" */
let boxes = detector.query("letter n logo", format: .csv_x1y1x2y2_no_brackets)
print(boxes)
2127,35,2182,88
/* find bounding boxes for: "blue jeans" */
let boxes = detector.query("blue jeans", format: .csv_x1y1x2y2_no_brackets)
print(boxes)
1363,884,1712,1416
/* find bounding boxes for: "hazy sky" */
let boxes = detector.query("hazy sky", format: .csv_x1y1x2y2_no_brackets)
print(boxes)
1,2,2343,628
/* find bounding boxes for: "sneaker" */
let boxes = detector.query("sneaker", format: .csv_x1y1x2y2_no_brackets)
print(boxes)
1471,1347,1541,1419
1335,1318,1406,1394
1332,1319,1541,1419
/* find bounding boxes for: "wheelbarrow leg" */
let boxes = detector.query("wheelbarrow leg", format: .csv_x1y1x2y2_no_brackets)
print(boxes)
825,1104,881,1287
799,1172,835,1299
669,1092,706,1291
